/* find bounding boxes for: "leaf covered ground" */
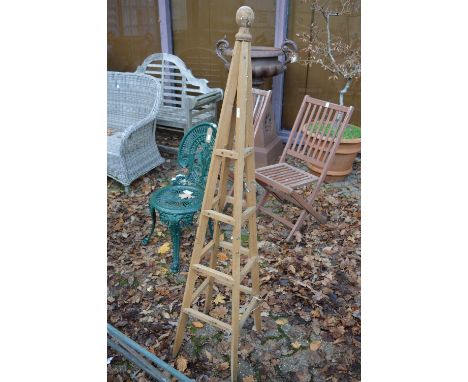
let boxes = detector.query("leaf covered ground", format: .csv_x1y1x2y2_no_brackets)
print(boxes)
107,143,360,382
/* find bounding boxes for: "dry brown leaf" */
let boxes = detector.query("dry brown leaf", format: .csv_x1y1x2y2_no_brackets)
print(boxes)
309,340,321,351
218,362,230,371
214,293,226,305
243,376,255,382
178,193,194,199
239,342,255,359
192,321,204,328
157,242,171,255
217,251,229,261
162,311,170,319
322,246,337,255
330,325,346,338
311,319,321,335
176,356,188,372
211,306,228,319
311,308,321,318
204,350,213,362
291,341,302,349
294,231,303,242
275,318,288,325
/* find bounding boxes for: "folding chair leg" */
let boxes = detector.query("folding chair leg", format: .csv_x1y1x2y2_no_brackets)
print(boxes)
310,209,327,224
257,190,270,211
292,193,327,224
286,210,308,242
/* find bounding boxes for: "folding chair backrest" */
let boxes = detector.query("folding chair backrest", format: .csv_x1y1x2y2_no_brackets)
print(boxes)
281,95,354,174
252,88,271,138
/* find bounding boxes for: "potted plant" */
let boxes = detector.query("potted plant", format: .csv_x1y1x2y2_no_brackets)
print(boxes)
306,123,361,182
297,0,361,181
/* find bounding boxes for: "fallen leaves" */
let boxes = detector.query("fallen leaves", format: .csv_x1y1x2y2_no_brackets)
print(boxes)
309,340,321,351
291,341,302,349
213,293,226,305
239,342,254,359
217,251,229,261
192,321,204,329
329,325,346,339
176,356,188,372
157,242,171,255
178,192,194,199
107,153,361,381
275,318,288,326
322,246,338,256
204,350,213,362
311,319,321,335
211,306,228,319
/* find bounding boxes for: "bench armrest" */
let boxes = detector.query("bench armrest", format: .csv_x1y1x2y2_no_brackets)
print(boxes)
186,89,223,110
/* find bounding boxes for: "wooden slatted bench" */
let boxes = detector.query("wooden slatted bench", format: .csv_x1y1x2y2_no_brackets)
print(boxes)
136,53,223,133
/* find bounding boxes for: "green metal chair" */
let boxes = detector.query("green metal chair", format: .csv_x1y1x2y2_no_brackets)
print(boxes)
142,122,217,272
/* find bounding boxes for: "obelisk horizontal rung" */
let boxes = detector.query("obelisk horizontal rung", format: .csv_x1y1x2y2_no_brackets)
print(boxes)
201,209,235,225
191,264,253,294
214,149,239,159
219,240,250,256
183,308,232,332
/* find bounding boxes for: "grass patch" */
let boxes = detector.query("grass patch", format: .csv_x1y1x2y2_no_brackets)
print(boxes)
190,335,209,358
241,233,250,246
213,331,223,343
309,123,360,140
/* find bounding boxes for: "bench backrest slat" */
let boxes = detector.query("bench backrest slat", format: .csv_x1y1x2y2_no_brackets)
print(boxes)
137,53,214,109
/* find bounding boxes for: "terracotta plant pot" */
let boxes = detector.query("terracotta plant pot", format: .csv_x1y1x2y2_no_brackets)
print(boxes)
307,126,361,182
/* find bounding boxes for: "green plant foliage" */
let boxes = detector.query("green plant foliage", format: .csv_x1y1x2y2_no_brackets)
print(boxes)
308,123,361,140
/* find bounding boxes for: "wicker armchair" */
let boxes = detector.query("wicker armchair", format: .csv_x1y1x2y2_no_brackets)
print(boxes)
107,71,165,191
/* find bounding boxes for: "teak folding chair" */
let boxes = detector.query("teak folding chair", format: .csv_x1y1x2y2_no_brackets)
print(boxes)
255,95,354,241
252,88,271,138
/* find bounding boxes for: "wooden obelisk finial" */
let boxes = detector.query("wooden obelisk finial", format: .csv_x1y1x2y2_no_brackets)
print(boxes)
235,5,254,41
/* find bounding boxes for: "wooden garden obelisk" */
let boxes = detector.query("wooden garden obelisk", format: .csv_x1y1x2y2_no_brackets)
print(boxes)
172,6,261,381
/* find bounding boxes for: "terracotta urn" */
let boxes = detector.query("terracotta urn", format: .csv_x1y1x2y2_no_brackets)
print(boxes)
307,126,361,182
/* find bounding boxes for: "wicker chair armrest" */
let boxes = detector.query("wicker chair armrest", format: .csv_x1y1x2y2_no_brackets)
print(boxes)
118,115,157,156
186,89,223,110
122,115,156,137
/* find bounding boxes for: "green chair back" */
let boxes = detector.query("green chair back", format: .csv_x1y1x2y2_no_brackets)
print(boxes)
177,122,217,190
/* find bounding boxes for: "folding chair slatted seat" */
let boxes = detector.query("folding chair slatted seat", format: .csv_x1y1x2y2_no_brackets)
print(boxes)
255,95,354,241
256,163,318,192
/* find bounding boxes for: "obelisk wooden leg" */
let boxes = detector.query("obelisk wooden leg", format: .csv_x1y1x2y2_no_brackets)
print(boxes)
244,51,262,332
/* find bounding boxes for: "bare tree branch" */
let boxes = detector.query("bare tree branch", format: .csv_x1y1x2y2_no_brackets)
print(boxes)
297,0,361,105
